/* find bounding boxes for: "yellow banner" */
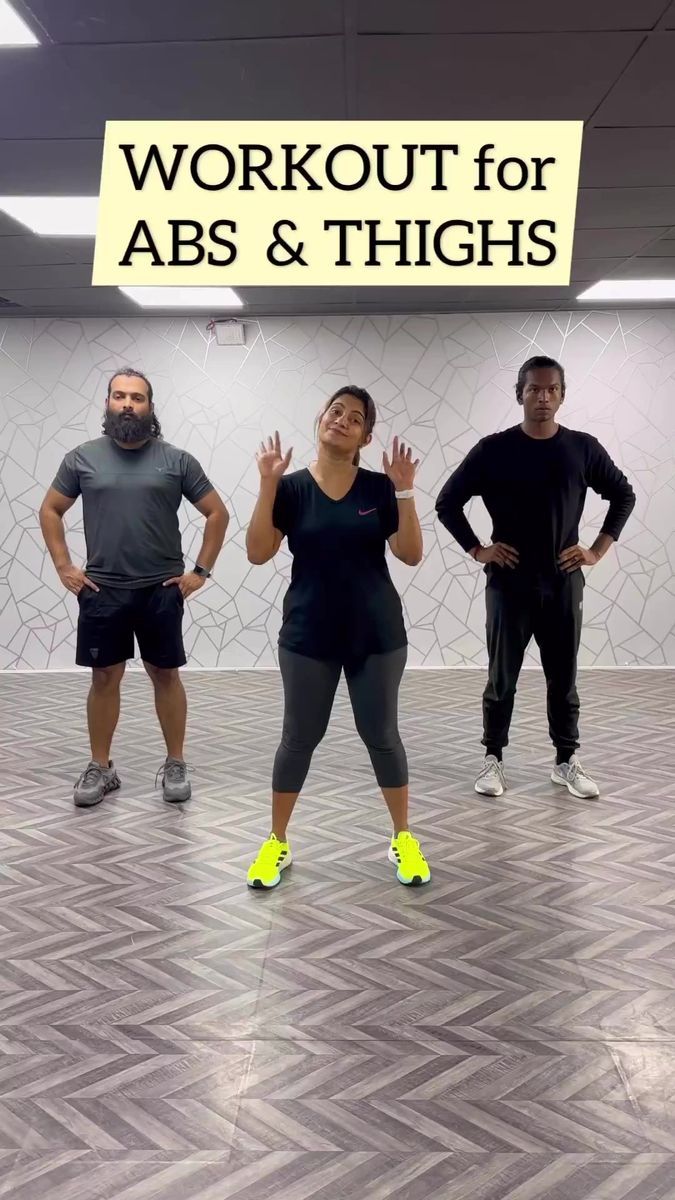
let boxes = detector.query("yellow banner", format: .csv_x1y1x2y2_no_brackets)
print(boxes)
93,120,583,287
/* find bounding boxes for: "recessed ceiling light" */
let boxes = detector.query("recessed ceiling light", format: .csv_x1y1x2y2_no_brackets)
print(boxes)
0,0,38,44
577,279,675,301
0,196,97,234
119,287,243,309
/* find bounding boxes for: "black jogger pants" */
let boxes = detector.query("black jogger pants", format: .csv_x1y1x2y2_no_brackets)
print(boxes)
482,571,584,757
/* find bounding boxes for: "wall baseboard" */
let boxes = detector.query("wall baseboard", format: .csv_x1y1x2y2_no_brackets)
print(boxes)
2,665,674,677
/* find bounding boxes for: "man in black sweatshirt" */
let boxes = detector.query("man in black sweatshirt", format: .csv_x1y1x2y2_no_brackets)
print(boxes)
435,355,636,800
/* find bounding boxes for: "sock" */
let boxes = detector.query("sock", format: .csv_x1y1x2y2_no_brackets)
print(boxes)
485,747,502,762
555,750,571,766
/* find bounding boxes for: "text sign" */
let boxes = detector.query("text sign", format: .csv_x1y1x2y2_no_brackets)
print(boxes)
93,121,583,287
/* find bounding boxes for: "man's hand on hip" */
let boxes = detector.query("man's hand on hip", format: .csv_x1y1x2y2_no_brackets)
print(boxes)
473,543,519,569
58,565,99,596
558,545,599,573
163,572,206,598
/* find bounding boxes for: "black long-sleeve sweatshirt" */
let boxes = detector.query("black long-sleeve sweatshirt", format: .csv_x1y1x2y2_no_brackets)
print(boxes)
436,425,636,581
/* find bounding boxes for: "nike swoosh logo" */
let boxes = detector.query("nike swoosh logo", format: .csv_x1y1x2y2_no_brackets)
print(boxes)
358,508,377,516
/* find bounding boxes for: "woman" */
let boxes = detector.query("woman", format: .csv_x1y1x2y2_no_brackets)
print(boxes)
245,385,430,889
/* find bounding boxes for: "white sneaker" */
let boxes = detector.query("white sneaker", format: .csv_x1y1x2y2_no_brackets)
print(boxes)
475,755,506,796
551,756,600,799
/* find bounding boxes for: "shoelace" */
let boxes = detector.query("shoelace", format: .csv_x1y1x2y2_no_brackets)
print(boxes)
397,833,424,859
567,759,587,783
80,763,103,786
478,759,502,779
155,762,192,788
255,838,285,868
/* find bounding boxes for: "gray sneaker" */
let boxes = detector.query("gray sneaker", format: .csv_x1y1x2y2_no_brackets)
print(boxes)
474,755,506,797
551,756,600,799
159,758,192,803
74,760,121,808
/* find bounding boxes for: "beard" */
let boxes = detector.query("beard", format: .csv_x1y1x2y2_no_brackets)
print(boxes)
103,409,154,443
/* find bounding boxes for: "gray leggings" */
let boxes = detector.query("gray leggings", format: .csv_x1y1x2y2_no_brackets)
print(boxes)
273,646,409,793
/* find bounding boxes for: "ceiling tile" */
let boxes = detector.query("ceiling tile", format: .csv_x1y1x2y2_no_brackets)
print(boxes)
0,140,103,193
575,188,675,228
638,236,675,256
572,227,669,256
356,33,642,119
570,257,628,282
0,40,346,138
602,256,675,278
580,128,675,187
593,35,675,125
0,236,78,267
356,0,666,32
0,287,136,312
0,264,94,290
0,212,32,236
11,0,343,42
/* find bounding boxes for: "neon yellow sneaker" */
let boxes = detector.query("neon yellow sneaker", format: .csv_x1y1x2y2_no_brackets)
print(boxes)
388,831,431,886
247,834,292,890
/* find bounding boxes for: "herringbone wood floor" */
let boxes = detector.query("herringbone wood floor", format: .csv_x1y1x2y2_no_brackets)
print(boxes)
1,668,674,1199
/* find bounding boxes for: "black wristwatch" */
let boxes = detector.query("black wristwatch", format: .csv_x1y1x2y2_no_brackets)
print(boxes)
192,564,212,578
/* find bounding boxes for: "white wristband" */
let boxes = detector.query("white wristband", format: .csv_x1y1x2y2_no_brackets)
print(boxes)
395,489,415,500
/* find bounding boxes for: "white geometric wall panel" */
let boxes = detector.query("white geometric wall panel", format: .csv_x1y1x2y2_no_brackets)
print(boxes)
0,311,673,670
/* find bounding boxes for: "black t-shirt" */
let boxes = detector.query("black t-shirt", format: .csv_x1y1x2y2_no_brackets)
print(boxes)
272,467,407,662
436,425,636,587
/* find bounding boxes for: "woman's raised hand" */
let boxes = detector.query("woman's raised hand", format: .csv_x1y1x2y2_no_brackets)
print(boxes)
256,432,292,482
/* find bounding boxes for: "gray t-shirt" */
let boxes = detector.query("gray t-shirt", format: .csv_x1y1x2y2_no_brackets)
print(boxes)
52,436,213,588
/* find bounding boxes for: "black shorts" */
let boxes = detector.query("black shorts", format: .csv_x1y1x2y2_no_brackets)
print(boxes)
76,583,186,669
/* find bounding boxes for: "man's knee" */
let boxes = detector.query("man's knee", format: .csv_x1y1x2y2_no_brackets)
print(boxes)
92,663,125,690
484,682,517,705
546,676,578,700
143,663,180,688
